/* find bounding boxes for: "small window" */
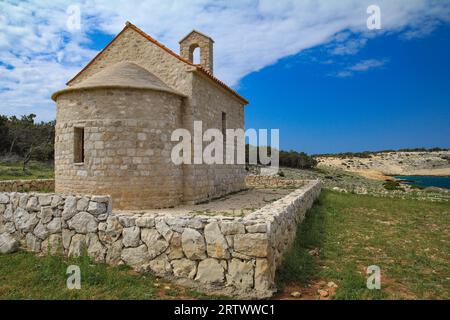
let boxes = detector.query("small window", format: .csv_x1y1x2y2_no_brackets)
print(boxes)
74,127,85,163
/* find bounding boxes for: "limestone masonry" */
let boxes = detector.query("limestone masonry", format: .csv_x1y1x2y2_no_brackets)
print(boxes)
51,22,248,210
0,180,321,298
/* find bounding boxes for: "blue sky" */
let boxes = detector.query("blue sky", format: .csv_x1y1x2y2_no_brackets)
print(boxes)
1,0,449,154
240,25,450,154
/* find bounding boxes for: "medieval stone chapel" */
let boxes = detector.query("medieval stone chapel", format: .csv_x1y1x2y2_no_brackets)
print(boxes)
52,22,248,210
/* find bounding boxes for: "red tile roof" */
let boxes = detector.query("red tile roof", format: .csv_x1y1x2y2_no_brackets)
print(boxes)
67,22,248,105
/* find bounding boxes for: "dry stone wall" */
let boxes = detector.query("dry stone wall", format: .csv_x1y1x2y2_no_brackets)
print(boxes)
0,180,321,298
0,179,54,192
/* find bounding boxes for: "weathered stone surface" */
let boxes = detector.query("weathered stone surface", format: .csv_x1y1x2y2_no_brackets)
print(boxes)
122,226,141,248
42,234,63,255
245,223,267,233
76,198,89,211
141,228,169,259
51,195,63,208
233,233,269,257
87,201,107,216
204,222,230,259
62,229,75,250
26,233,41,252
18,194,29,208
135,215,155,228
227,259,254,289
99,216,123,243
3,204,13,221
86,233,106,262
47,217,62,234
0,203,5,215
121,245,149,267
38,195,52,206
33,222,49,240
0,233,19,254
0,194,9,204
39,206,54,224
155,218,173,242
118,215,136,227
26,196,39,211
106,240,123,265
3,222,16,234
14,207,39,232
181,228,206,260
220,221,245,235
68,234,86,257
171,258,197,279
91,195,110,203
68,212,97,234
146,254,172,276
195,258,224,284
167,232,184,260
62,196,77,220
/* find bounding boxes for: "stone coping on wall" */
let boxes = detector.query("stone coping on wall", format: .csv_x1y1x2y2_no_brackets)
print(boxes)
0,179,55,192
0,179,321,298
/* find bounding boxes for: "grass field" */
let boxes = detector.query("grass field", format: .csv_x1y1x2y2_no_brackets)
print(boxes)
276,190,450,299
0,251,221,299
0,160,54,180
0,190,448,299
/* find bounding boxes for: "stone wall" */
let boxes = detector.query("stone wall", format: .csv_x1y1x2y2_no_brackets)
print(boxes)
0,179,54,192
0,180,321,298
245,176,305,188
55,88,184,209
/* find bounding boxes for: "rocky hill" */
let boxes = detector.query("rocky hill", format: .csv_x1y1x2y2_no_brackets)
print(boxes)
315,151,450,178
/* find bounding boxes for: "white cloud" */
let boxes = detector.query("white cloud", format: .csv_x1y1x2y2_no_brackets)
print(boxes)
349,59,388,72
333,58,389,77
0,0,449,121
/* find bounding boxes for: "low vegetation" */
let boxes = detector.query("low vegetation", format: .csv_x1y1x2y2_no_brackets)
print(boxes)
246,144,317,169
0,114,54,171
0,160,54,181
277,190,450,299
0,250,220,300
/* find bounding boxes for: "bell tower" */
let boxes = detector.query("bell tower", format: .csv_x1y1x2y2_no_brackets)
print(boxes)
179,30,214,74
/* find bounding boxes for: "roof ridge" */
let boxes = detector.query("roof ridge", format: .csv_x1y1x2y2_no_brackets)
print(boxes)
66,21,248,105
179,29,215,43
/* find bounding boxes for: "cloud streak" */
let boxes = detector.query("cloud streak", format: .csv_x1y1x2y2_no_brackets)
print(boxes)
1,0,450,120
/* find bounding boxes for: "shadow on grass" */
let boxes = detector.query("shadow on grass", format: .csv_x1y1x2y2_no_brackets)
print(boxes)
276,194,327,286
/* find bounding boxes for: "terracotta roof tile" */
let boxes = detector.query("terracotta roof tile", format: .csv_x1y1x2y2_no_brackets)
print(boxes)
67,22,248,105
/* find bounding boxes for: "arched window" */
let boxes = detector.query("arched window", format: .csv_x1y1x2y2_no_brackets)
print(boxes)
192,47,200,64
189,43,200,64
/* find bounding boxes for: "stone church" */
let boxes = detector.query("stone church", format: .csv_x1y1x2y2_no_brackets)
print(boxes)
52,22,248,210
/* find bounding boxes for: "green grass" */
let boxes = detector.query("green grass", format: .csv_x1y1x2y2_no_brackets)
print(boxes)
277,190,450,299
0,160,54,180
0,251,219,300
